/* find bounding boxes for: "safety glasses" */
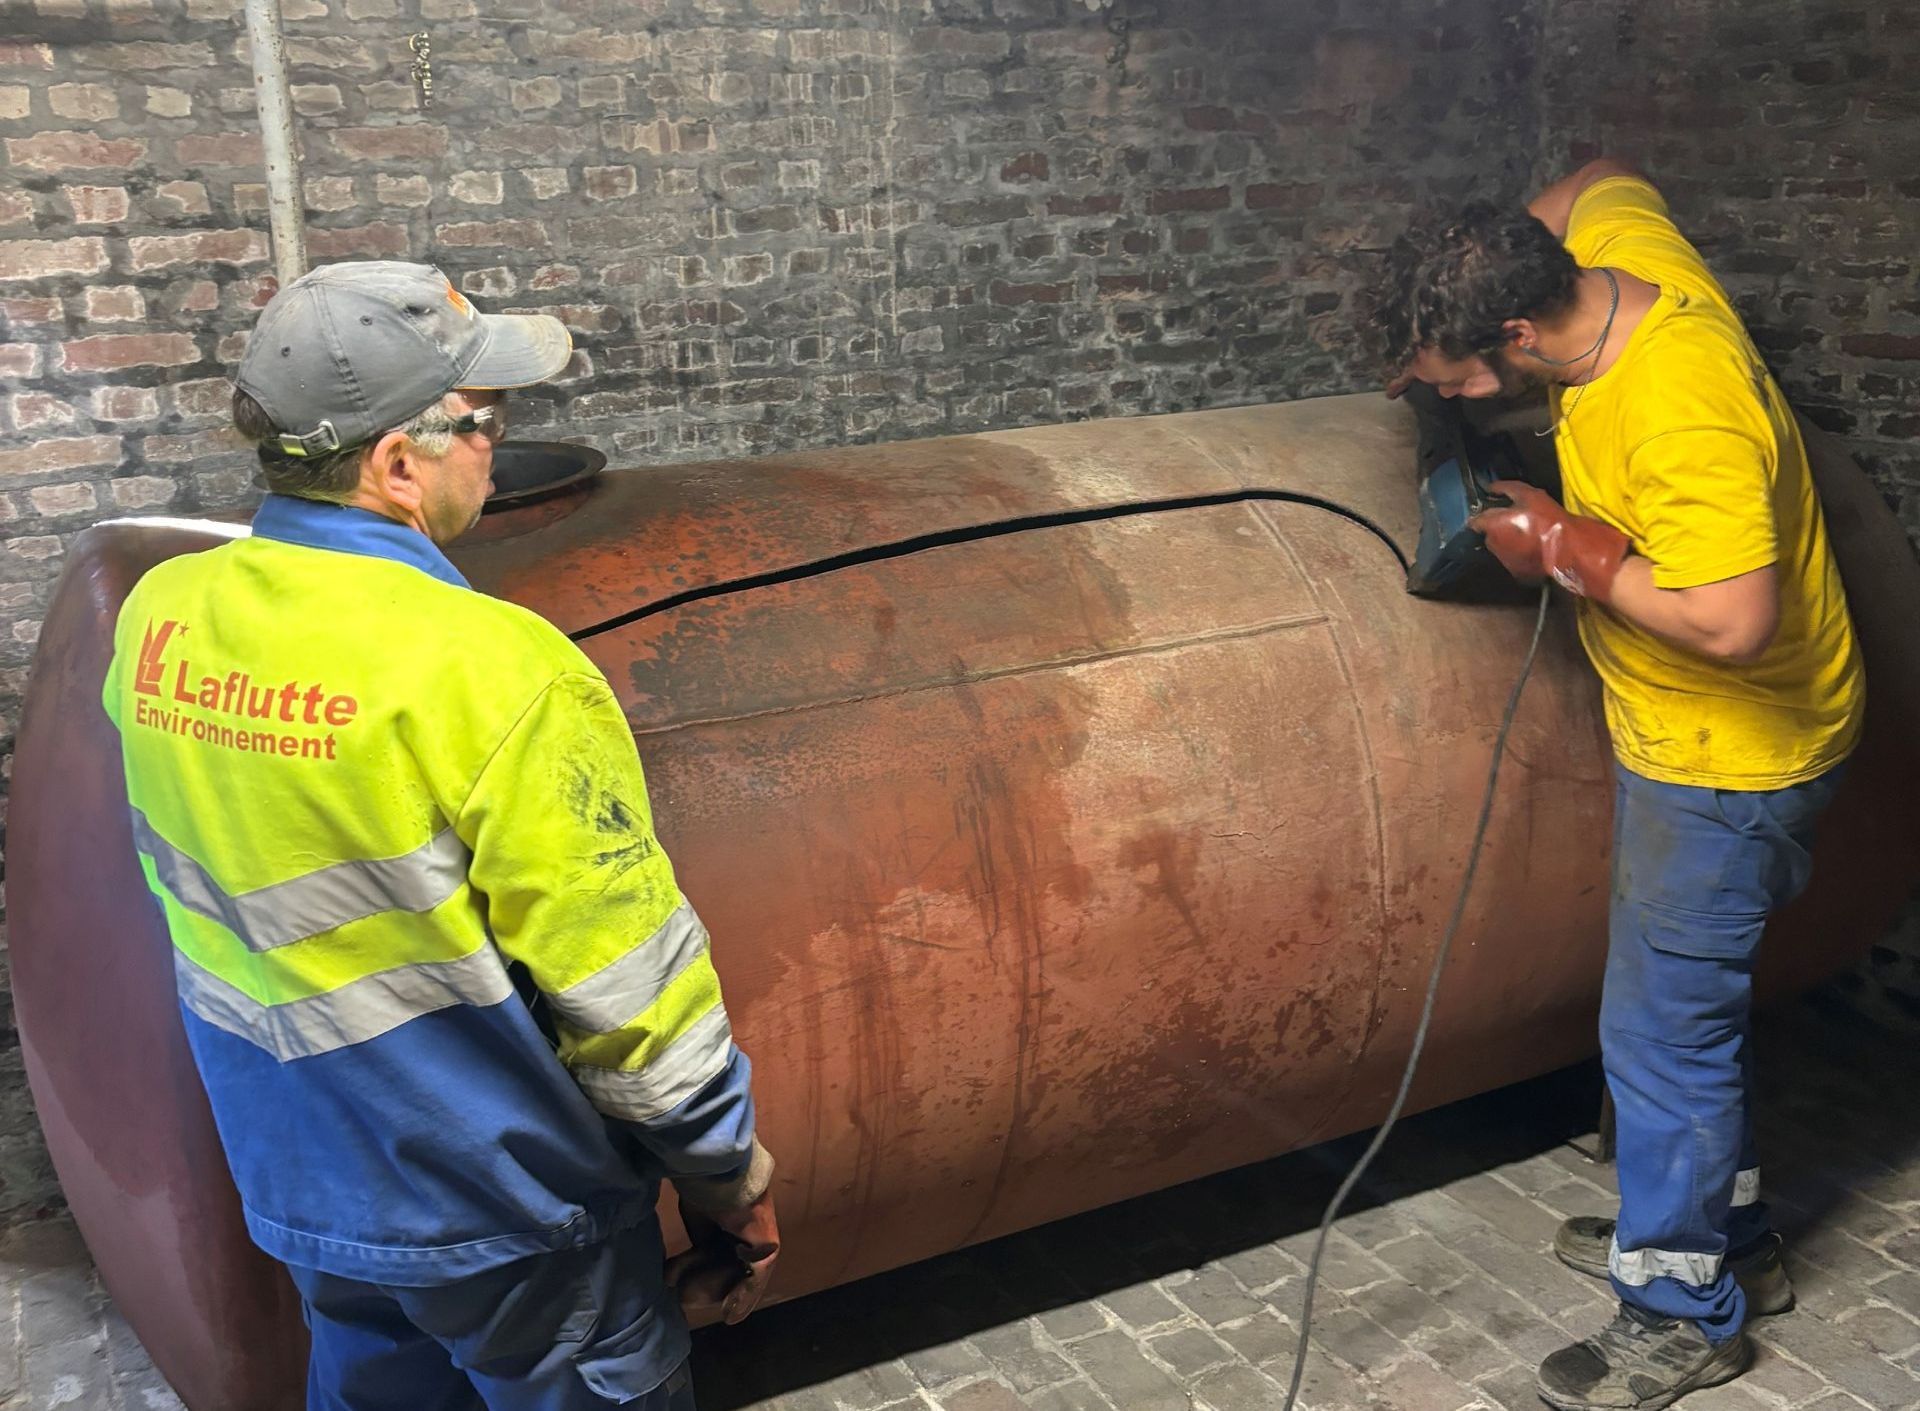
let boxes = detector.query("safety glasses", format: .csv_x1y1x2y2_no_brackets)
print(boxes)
450,401,508,444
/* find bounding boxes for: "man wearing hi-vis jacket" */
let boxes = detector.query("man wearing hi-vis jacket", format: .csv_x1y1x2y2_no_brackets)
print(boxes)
102,260,776,1410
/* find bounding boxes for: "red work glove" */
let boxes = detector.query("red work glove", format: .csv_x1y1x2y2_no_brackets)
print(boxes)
665,1140,780,1326
1469,480,1632,602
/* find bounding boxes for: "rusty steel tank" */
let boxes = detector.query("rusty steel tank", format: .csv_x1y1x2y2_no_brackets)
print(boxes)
11,393,1920,1410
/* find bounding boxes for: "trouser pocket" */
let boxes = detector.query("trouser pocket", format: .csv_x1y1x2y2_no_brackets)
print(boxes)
573,1310,685,1404
1634,899,1768,964
1613,765,1838,924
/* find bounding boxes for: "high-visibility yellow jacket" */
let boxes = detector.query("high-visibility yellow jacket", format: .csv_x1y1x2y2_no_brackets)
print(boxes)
103,495,757,1350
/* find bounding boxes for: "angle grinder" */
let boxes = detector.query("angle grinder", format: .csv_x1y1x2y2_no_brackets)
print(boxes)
1403,381,1555,599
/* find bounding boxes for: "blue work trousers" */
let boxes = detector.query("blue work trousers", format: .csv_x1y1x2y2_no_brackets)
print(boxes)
290,1221,696,1411
1601,761,1843,1342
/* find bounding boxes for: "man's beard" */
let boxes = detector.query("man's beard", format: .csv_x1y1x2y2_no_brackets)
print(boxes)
1492,354,1555,400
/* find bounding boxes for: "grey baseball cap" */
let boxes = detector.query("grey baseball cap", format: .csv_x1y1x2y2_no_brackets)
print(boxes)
234,260,572,459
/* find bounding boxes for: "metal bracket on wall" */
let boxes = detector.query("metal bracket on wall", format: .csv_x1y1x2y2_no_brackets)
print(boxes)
408,31,434,108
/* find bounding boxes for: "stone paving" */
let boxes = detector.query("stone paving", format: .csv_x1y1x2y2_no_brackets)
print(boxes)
2,979,1917,1411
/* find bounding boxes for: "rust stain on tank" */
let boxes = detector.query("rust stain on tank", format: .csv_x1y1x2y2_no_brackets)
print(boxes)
1117,827,1205,947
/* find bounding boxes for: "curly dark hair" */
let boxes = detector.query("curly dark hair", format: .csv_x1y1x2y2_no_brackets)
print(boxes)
1364,202,1580,371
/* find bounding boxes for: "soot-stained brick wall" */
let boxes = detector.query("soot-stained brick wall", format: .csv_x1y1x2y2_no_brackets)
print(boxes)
0,1,1540,1220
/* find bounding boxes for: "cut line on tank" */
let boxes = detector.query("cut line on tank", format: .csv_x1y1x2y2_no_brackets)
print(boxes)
566,490,1409,643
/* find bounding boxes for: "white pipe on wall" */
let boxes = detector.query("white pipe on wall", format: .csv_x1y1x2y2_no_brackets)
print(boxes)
243,0,308,286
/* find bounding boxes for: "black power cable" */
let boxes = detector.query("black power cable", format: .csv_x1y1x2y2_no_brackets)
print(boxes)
1280,583,1554,1410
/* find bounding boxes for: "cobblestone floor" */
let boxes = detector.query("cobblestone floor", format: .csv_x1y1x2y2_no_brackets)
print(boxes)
3,980,1917,1411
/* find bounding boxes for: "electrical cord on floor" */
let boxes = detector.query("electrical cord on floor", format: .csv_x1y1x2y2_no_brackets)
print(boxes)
1280,582,1553,1410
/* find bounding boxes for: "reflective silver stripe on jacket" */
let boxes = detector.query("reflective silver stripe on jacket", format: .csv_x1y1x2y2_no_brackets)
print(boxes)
132,810,470,952
544,901,711,1034
1731,1167,1761,1207
572,1005,735,1122
175,946,515,1061
1609,1238,1722,1288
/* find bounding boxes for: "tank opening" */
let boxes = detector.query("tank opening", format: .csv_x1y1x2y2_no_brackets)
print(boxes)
568,490,1409,643
483,441,607,510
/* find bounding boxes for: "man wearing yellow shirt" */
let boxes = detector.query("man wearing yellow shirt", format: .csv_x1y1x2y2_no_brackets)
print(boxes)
1368,162,1865,1409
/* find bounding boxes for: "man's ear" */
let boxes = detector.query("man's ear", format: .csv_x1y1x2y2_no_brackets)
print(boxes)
1501,317,1539,352
364,429,425,515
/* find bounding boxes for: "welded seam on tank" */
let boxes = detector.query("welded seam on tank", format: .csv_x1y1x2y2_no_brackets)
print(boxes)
1245,500,1396,1147
566,492,1408,644
628,612,1331,735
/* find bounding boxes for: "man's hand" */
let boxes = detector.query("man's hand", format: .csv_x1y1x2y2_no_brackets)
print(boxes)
667,1191,780,1325
1385,368,1416,400
1469,481,1632,602
666,1140,780,1326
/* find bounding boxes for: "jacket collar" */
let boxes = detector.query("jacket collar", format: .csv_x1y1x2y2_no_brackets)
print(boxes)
250,495,470,590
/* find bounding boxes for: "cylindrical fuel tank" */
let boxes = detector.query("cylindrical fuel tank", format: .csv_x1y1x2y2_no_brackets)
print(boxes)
10,394,1919,1410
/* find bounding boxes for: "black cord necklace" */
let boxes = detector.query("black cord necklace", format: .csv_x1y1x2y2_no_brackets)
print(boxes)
1534,267,1621,438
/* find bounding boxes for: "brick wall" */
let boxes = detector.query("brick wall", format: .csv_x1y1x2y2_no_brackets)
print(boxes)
0,0,1541,1220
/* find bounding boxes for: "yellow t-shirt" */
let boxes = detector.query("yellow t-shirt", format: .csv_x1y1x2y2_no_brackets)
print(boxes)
1554,176,1863,789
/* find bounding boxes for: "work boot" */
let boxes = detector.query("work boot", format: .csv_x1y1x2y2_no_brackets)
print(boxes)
1536,1304,1751,1410
1553,1216,1795,1316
